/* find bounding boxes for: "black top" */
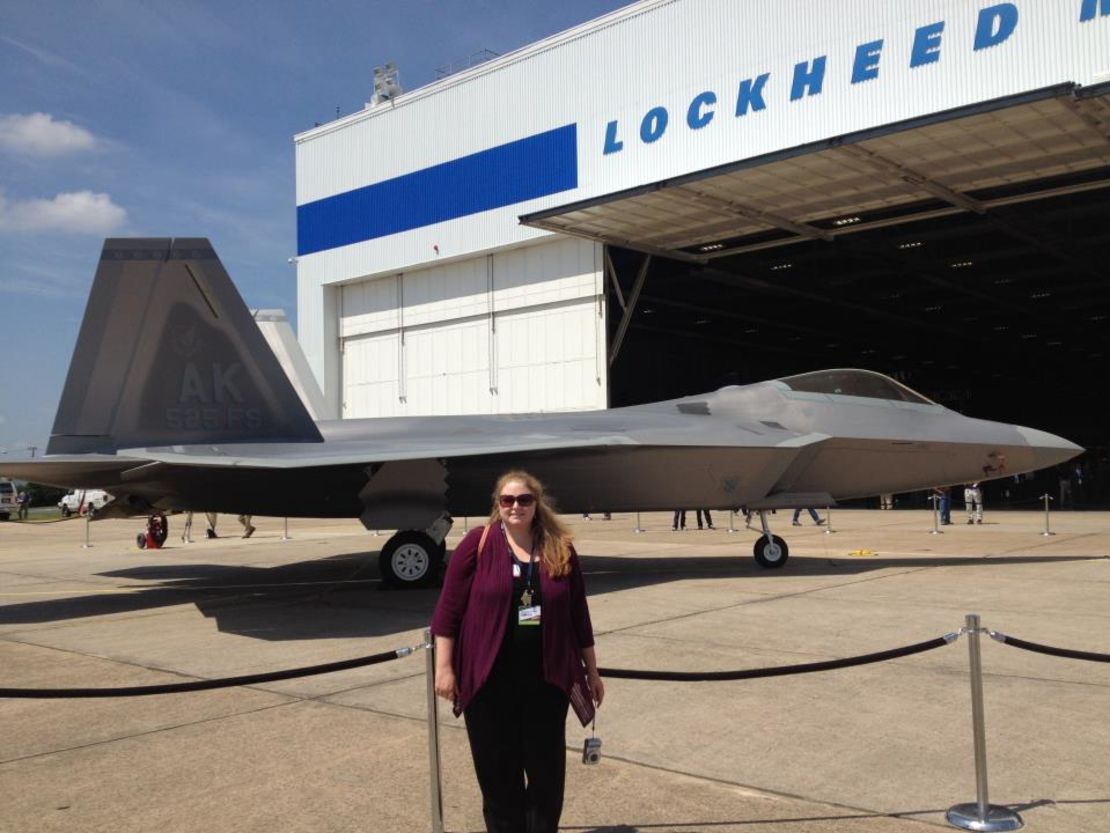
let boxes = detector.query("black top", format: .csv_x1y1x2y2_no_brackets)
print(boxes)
494,551,544,681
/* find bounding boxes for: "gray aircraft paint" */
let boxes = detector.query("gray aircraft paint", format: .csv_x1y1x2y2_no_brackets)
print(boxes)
0,238,1081,529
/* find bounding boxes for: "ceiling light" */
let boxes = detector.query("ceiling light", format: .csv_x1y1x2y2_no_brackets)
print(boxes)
949,261,974,269
744,328,759,334
832,216,861,227
925,305,942,312
642,308,655,314
1090,314,1106,321
695,318,709,325
1046,340,1062,346
1030,291,1052,299
770,263,793,271
699,243,724,252
1021,333,1038,339
898,241,923,249
992,325,1009,332
993,278,1013,285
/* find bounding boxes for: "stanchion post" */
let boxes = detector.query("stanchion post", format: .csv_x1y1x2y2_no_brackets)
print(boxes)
727,509,737,533
82,511,93,549
930,494,942,535
633,511,644,533
946,614,1023,832
824,505,834,534
281,517,291,541
1040,494,1055,537
424,628,445,833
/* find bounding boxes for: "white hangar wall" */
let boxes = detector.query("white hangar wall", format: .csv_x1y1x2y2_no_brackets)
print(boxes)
294,0,1109,416
338,236,605,417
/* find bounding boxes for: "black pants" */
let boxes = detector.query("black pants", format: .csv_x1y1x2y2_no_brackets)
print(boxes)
464,660,570,833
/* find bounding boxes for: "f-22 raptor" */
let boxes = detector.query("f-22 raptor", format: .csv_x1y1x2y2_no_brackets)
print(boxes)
0,238,1081,585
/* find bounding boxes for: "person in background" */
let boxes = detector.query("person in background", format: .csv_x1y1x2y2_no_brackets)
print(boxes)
932,486,952,525
431,469,602,833
205,512,219,539
17,490,30,520
671,509,686,531
791,507,825,526
238,514,256,538
695,509,714,530
964,482,983,524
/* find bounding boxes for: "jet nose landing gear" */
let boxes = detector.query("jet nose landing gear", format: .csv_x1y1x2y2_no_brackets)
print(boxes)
752,510,789,569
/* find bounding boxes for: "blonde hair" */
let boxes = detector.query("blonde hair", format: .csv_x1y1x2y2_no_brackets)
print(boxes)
488,469,573,578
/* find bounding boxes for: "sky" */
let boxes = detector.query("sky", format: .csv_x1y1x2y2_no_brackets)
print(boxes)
0,0,630,457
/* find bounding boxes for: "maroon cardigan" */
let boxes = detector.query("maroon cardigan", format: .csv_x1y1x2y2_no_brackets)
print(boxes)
430,525,596,726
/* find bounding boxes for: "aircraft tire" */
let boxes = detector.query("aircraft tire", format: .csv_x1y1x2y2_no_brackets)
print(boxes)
753,534,789,569
379,531,445,588
61,506,72,518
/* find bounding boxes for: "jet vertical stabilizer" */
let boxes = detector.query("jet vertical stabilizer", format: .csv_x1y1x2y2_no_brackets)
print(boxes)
47,238,323,454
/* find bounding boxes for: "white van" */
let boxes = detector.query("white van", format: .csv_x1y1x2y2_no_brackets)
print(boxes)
58,489,112,517
0,479,18,520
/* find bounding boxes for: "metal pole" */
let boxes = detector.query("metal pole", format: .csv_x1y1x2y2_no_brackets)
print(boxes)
424,628,445,833
1040,494,1055,537
633,511,644,533
824,505,834,534
727,509,737,533
930,494,942,535
82,511,93,549
281,517,291,541
946,614,1023,832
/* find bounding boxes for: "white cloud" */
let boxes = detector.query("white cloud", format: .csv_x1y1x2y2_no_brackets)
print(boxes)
0,190,127,234
0,112,98,157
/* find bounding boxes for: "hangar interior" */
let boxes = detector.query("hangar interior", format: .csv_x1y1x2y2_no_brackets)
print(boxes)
524,85,1110,486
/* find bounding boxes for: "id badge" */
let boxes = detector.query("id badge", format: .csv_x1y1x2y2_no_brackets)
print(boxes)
518,605,541,626
512,563,521,578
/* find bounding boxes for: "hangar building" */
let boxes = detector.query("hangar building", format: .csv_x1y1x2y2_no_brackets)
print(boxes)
294,0,1110,457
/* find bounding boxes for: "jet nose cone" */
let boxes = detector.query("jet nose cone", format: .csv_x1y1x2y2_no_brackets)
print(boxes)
1014,426,1084,470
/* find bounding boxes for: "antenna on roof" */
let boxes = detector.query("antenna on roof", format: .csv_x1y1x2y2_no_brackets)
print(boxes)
368,61,402,108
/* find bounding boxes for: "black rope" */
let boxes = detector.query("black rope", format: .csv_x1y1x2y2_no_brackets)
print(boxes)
0,646,424,699
598,635,954,681
990,632,1110,664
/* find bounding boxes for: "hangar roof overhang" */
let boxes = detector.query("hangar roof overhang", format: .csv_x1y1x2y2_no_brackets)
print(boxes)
520,83,1110,265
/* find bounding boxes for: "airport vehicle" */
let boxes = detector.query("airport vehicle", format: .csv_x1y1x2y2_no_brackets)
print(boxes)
0,479,18,520
57,488,113,517
0,239,1082,585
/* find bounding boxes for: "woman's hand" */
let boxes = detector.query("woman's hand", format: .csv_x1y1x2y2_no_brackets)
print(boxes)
434,665,457,701
587,668,605,707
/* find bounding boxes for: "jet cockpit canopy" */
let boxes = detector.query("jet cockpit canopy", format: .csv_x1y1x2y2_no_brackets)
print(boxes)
777,369,937,406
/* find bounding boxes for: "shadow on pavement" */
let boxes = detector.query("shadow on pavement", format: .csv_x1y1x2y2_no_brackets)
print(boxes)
0,548,1104,641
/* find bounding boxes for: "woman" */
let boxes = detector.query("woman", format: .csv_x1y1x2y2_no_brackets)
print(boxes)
431,470,604,833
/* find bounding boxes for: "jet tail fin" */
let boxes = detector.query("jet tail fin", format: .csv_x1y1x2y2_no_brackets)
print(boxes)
47,238,323,454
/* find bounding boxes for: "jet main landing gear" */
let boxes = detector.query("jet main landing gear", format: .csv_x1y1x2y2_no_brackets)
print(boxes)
752,510,789,568
378,514,453,588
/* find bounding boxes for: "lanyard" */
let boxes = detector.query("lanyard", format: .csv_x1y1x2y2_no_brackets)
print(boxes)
502,523,536,603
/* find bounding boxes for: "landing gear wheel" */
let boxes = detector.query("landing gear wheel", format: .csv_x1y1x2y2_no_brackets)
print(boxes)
753,534,789,569
61,506,72,518
379,531,445,588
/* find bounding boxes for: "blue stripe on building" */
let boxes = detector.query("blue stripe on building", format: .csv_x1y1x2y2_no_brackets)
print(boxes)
297,124,578,256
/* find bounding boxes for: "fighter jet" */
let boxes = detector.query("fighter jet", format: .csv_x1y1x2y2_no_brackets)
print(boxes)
0,238,1081,585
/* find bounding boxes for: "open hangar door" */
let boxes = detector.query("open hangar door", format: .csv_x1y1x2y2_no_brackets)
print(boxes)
524,84,1110,506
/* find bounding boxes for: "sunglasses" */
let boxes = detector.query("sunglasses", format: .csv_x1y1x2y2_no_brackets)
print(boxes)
498,494,536,508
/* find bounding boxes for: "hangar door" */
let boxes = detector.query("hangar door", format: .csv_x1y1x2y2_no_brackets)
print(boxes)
340,237,606,418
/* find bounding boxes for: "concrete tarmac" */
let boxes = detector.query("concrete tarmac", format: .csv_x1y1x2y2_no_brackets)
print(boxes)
1,508,1108,832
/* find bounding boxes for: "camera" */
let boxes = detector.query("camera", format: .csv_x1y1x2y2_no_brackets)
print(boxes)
582,736,602,765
